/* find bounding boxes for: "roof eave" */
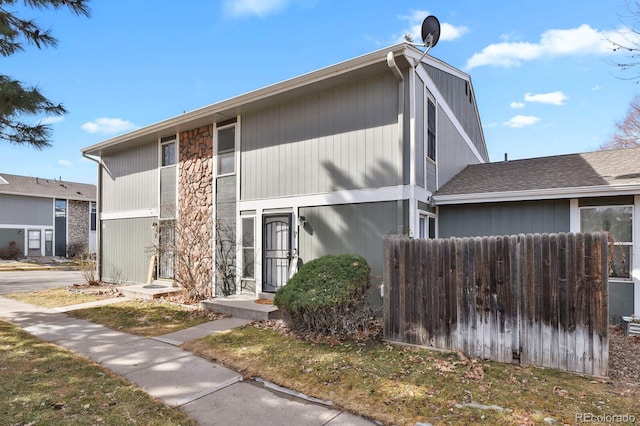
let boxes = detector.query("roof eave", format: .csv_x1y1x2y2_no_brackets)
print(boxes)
0,190,95,201
434,184,640,205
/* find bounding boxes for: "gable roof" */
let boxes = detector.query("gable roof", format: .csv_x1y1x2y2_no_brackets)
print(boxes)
435,147,640,204
0,173,96,202
82,43,483,157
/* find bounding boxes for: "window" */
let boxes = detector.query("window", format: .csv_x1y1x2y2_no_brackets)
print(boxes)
429,216,436,239
90,202,97,231
161,136,176,166
28,230,41,250
55,199,66,218
217,126,235,175
427,99,436,161
419,214,436,239
242,217,255,279
580,206,632,279
158,219,175,279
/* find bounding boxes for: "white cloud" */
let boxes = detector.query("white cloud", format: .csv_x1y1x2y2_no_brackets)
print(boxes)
592,85,603,91
398,10,469,44
524,91,568,106
223,0,291,17
40,116,64,125
58,159,72,166
503,115,540,128
465,24,634,70
81,118,136,134
510,101,525,109
440,22,470,42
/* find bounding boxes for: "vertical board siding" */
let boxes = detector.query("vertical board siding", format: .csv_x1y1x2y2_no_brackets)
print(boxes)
101,217,155,284
436,108,484,188
241,74,400,200
422,64,487,160
102,141,159,212
415,75,425,188
299,201,405,308
383,232,609,377
438,200,571,239
0,194,53,226
426,162,437,193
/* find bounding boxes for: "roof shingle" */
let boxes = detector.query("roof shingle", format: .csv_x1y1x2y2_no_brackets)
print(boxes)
436,147,640,196
0,173,96,201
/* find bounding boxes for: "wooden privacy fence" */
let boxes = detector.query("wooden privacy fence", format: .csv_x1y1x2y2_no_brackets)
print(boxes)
383,232,609,377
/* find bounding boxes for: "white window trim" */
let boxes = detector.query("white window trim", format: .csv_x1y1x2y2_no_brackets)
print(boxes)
215,122,237,177
160,135,177,168
634,195,640,316
418,209,437,239
240,215,256,281
579,204,634,283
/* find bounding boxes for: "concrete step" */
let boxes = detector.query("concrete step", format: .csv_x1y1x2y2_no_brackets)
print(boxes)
117,282,182,300
201,296,281,321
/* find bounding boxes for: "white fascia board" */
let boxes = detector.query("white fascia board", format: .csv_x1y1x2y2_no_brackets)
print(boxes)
82,44,412,155
406,49,470,80
0,224,53,229
238,185,409,211
0,191,94,202
100,208,158,220
434,184,640,205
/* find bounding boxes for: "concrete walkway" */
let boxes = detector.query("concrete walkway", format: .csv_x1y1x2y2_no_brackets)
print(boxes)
0,296,375,426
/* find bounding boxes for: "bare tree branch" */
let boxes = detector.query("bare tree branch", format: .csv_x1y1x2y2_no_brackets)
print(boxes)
601,95,640,150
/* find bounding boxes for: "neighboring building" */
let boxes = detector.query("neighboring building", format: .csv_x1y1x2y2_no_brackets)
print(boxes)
81,42,488,305
0,173,97,258
435,147,640,322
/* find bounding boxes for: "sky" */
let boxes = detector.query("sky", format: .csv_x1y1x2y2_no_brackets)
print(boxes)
2,0,639,186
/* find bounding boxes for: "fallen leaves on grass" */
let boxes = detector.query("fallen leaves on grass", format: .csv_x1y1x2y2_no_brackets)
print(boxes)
185,321,640,426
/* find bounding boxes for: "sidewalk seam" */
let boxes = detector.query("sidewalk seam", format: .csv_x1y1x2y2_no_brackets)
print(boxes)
174,375,244,407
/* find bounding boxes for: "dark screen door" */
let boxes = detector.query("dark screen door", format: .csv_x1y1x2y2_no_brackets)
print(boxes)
263,214,292,292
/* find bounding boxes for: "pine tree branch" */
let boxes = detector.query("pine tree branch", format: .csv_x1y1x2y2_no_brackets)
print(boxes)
0,1,90,56
0,0,89,148
0,74,67,149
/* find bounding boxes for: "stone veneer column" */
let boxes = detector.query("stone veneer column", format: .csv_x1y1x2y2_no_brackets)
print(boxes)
67,200,89,252
178,125,214,299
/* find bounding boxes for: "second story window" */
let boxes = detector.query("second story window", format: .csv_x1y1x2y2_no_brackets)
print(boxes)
427,99,436,161
217,125,235,175
161,136,176,166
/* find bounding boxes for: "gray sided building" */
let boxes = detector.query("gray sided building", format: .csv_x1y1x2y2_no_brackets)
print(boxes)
435,148,640,322
81,43,488,304
0,173,96,258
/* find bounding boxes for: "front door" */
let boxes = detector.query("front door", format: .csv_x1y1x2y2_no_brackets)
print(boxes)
44,229,53,256
263,214,292,293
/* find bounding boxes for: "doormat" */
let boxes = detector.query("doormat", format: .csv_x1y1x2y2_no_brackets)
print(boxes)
255,299,274,305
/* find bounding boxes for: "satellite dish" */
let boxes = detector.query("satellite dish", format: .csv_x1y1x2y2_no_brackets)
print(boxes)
421,15,441,48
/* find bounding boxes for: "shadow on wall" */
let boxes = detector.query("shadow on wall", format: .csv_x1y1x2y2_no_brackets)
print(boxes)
296,158,407,311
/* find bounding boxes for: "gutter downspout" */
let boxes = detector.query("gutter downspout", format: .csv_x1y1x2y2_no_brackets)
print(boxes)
82,152,102,280
386,51,405,299
387,50,405,234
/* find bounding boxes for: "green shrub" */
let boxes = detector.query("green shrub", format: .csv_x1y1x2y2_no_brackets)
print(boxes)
274,254,373,336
